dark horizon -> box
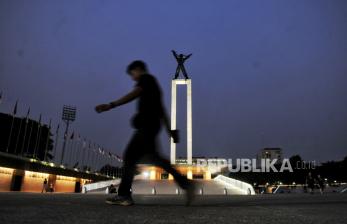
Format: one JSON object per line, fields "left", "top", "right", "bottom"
{"left": 1, "top": 0, "right": 347, "bottom": 163}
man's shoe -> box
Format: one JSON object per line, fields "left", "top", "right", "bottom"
{"left": 185, "top": 181, "right": 197, "bottom": 206}
{"left": 105, "top": 196, "right": 134, "bottom": 206}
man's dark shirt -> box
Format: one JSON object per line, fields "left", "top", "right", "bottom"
{"left": 132, "top": 74, "right": 163, "bottom": 130}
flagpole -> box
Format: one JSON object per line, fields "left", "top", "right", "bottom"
{"left": 67, "top": 132, "right": 75, "bottom": 167}
{"left": 85, "top": 145, "right": 90, "bottom": 171}
{"left": 25, "top": 119, "right": 34, "bottom": 156}
{"left": 60, "top": 120, "right": 70, "bottom": 165}
{"left": 80, "top": 138, "right": 86, "bottom": 169}
{"left": 43, "top": 119, "right": 52, "bottom": 161}
{"left": 73, "top": 135, "right": 79, "bottom": 167}
{"left": 14, "top": 117, "right": 24, "bottom": 154}
{"left": 6, "top": 100, "right": 18, "bottom": 153}
{"left": 92, "top": 145, "right": 95, "bottom": 172}
{"left": 73, "top": 136, "right": 81, "bottom": 168}
{"left": 92, "top": 143, "right": 97, "bottom": 173}
{"left": 20, "top": 108, "right": 30, "bottom": 155}
{"left": 69, "top": 138, "right": 75, "bottom": 167}
{"left": 66, "top": 137, "right": 71, "bottom": 166}
{"left": 53, "top": 124, "right": 60, "bottom": 163}
{"left": 33, "top": 114, "right": 42, "bottom": 159}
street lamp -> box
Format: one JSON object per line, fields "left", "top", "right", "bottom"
{"left": 60, "top": 105, "right": 76, "bottom": 165}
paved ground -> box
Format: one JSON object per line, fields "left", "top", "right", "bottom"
{"left": 0, "top": 193, "right": 346, "bottom": 224}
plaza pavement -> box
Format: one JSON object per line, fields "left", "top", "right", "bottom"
{"left": 0, "top": 192, "right": 346, "bottom": 224}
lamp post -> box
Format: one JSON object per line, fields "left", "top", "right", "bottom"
{"left": 60, "top": 105, "right": 76, "bottom": 165}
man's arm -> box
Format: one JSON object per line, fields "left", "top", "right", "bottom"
{"left": 109, "top": 86, "right": 142, "bottom": 108}
{"left": 95, "top": 87, "right": 142, "bottom": 113}
{"left": 171, "top": 50, "right": 178, "bottom": 59}
{"left": 184, "top": 53, "right": 192, "bottom": 61}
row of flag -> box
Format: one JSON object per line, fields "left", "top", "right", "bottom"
{"left": 68, "top": 132, "right": 123, "bottom": 162}
{"left": 0, "top": 93, "right": 123, "bottom": 163}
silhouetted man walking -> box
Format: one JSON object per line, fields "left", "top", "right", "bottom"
{"left": 95, "top": 60, "right": 195, "bottom": 206}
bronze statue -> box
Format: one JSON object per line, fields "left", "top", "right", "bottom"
{"left": 172, "top": 50, "right": 192, "bottom": 79}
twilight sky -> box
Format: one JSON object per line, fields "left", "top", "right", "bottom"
{"left": 1, "top": 0, "right": 346, "bottom": 163}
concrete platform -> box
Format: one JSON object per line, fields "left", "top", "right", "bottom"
{"left": 131, "top": 179, "right": 243, "bottom": 195}
{"left": 89, "top": 179, "right": 244, "bottom": 195}
{"left": 0, "top": 193, "right": 346, "bottom": 224}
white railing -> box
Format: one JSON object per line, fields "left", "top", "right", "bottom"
{"left": 214, "top": 175, "right": 256, "bottom": 195}
{"left": 82, "top": 175, "right": 142, "bottom": 193}
{"left": 82, "top": 179, "right": 121, "bottom": 193}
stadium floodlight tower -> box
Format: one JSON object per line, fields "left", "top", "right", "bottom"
{"left": 60, "top": 105, "right": 76, "bottom": 165}
{"left": 170, "top": 50, "right": 193, "bottom": 165}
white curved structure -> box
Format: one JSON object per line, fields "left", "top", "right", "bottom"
{"left": 214, "top": 175, "right": 256, "bottom": 195}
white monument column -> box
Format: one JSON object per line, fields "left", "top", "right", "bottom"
{"left": 186, "top": 79, "right": 192, "bottom": 165}
{"left": 170, "top": 79, "right": 193, "bottom": 165}
{"left": 170, "top": 80, "right": 177, "bottom": 164}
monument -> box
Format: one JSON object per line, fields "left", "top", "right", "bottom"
{"left": 170, "top": 50, "right": 193, "bottom": 165}
{"left": 138, "top": 51, "right": 212, "bottom": 180}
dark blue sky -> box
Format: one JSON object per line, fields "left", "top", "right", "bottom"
{"left": 1, "top": 0, "right": 346, "bottom": 163}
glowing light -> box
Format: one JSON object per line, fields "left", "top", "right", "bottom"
{"left": 142, "top": 171, "right": 149, "bottom": 178}
{"left": 0, "top": 167, "right": 14, "bottom": 175}
{"left": 25, "top": 170, "right": 49, "bottom": 178}
{"left": 150, "top": 170, "right": 156, "bottom": 180}
{"left": 187, "top": 170, "right": 193, "bottom": 180}
{"left": 204, "top": 170, "right": 211, "bottom": 180}
{"left": 56, "top": 175, "right": 76, "bottom": 181}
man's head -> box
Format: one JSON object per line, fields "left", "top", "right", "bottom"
{"left": 126, "top": 60, "right": 148, "bottom": 81}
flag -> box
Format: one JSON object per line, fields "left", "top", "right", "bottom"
{"left": 13, "top": 100, "right": 18, "bottom": 115}
{"left": 48, "top": 119, "right": 52, "bottom": 129}
{"left": 26, "top": 107, "right": 30, "bottom": 118}
{"left": 115, "top": 154, "right": 122, "bottom": 162}
{"left": 82, "top": 138, "right": 86, "bottom": 148}
{"left": 38, "top": 114, "right": 42, "bottom": 125}
{"left": 55, "top": 124, "right": 60, "bottom": 134}
{"left": 70, "top": 131, "right": 74, "bottom": 140}
{"left": 73, "top": 162, "right": 79, "bottom": 168}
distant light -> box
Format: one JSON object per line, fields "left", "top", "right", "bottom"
{"left": 142, "top": 171, "right": 149, "bottom": 178}
{"left": 292, "top": 182, "right": 296, "bottom": 185}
